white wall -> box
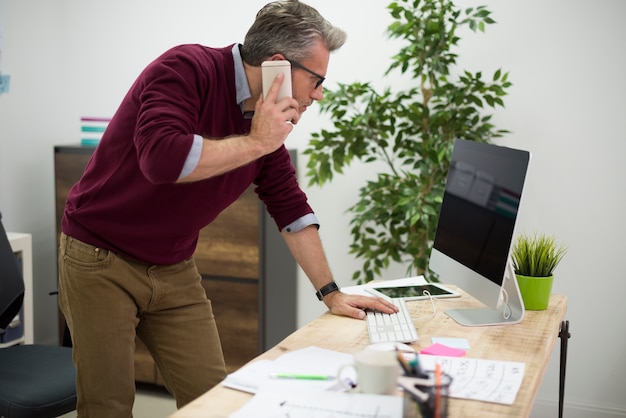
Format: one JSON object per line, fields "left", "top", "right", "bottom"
{"left": 1, "top": 1, "right": 624, "bottom": 416}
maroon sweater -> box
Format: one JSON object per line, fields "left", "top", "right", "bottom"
{"left": 62, "top": 44, "right": 312, "bottom": 265}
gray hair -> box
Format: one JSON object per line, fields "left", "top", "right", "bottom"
{"left": 241, "top": 0, "right": 347, "bottom": 65}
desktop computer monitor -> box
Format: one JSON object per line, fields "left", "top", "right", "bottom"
{"left": 429, "top": 139, "right": 531, "bottom": 326}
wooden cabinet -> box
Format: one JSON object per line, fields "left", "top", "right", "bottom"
{"left": 54, "top": 145, "right": 297, "bottom": 384}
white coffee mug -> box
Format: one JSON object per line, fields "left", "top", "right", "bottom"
{"left": 337, "top": 349, "right": 400, "bottom": 395}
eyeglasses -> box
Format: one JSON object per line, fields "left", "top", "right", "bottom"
{"left": 284, "top": 58, "right": 325, "bottom": 89}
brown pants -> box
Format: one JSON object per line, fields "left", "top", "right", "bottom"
{"left": 58, "top": 233, "right": 226, "bottom": 417}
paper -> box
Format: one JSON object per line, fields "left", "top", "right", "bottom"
{"left": 226, "top": 347, "right": 402, "bottom": 417}
{"left": 369, "top": 275, "right": 427, "bottom": 287}
{"left": 222, "top": 346, "right": 353, "bottom": 394}
{"left": 230, "top": 387, "right": 402, "bottom": 418}
{"left": 418, "top": 355, "right": 526, "bottom": 405}
{"left": 431, "top": 337, "right": 471, "bottom": 350}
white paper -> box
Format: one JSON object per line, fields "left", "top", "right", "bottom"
{"left": 431, "top": 337, "right": 471, "bottom": 350}
{"left": 419, "top": 355, "right": 526, "bottom": 405}
{"left": 230, "top": 387, "right": 402, "bottom": 418}
{"left": 222, "top": 346, "right": 353, "bottom": 394}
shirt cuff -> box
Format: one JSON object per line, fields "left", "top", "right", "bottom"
{"left": 178, "top": 134, "right": 203, "bottom": 180}
{"left": 283, "top": 213, "right": 320, "bottom": 233}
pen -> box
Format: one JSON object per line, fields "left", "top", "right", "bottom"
{"left": 270, "top": 373, "right": 336, "bottom": 381}
{"left": 435, "top": 362, "right": 442, "bottom": 418}
{"left": 409, "top": 357, "right": 417, "bottom": 375}
{"left": 397, "top": 352, "right": 412, "bottom": 375}
{"left": 409, "top": 356, "right": 428, "bottom": 378}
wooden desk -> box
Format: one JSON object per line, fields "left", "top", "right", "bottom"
{"left": 171, "top": 290, "right": 567, "bottom": 418}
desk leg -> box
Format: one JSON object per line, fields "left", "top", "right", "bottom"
{"left": 558, "top": 320, "right": 570, "bottom": 418}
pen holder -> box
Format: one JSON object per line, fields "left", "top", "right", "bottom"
{"left": 400, "top": 372, "right": 452, "bottom": 418}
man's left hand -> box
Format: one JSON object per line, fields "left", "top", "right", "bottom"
{"left": 322, "top": 291, "right": 398, "bottom": 320}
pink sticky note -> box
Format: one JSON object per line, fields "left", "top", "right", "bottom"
{"left": 420, "top": 343, "right": 466, "bottom": 357}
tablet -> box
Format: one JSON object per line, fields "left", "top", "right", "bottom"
{"left": 365, "top": 283, "right": 460, "bottom": 301}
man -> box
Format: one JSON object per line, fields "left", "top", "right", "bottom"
{"left": 58, "top": 1, "right": 398, "bottom": 416}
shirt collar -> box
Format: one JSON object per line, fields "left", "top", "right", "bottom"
{"left": 232, "top": 44, "right": 252, "bottom": 114}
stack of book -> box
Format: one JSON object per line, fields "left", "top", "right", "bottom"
{"left": 80, "top": 117, "right": 111, "bottom": 146}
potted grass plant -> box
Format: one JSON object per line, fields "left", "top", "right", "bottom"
{"left": 511, "top": 232, "right": 568, "bottom": 310}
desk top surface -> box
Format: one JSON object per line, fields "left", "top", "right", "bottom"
{"left": 171, "top": 289, "right": 567, "bottom": 418}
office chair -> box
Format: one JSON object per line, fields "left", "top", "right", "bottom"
{"left": 0, "top": 212, "right": 77, "bottom": 418}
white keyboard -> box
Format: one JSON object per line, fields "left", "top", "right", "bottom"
{"left": 366, "top": 298, "right": 418, "bottom": 344}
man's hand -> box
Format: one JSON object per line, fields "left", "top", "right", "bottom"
{"left": 322, "top": 291, "right": 399, "bottom": 320}
{"left": 249, "top": 73, "right": 300, "bottom": 155}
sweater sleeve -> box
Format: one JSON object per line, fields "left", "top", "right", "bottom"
{"left": 254, "top": 146, "right": 314, "bottom": 231}
{"left": 132, "top": 46, "right": 209, "bottom": 184}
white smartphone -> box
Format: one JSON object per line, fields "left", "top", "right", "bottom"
{"left": 261, "top": 60, "right": 292, "bottom": 101}
{"left": 365, "top": 283, "right": 460, "bottom": 301}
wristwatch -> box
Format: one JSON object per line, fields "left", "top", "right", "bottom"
{"left": 315, "top": 281, "right": 339, "bottom": 301}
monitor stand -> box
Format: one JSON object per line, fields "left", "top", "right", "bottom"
{"left": 445, "top": 262, "right": 525, "bottom": 326}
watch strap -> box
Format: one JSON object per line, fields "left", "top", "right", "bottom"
{"left": 315, "top": 281, "right": 339, "bottom": 301}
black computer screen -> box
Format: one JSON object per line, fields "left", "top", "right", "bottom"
{"left": 433, "top": 139, "right": 530, "bottom": 286}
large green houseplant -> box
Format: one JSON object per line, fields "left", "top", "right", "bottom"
{"left": 304, "top": 0, "right": 512, "bottom": 283}
{"left": 511, "top": 232, "right": 567, "bottom": 310}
